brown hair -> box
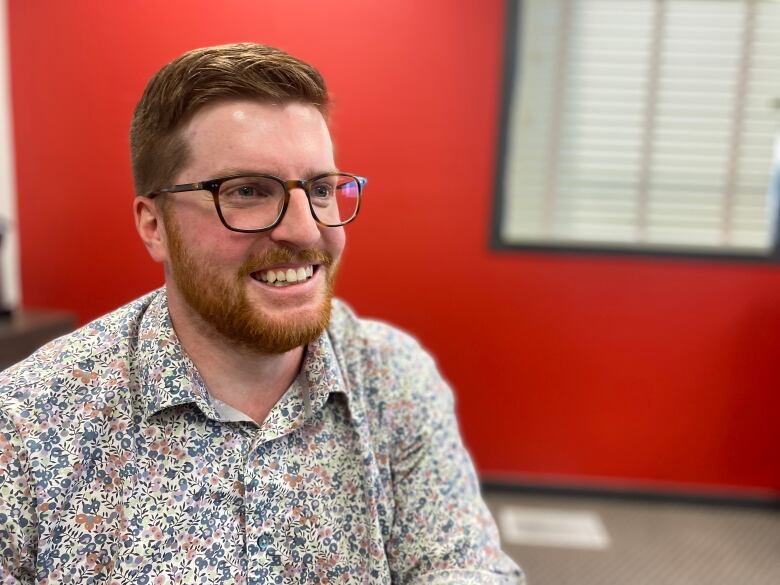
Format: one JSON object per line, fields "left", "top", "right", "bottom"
{"left": 129, "top": 43, "right": 330, "bottom": 196}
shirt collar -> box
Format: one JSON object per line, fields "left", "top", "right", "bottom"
{"left": 134, "top": 289, "right": 217, "bottom": 420}
{"left": 302, "top": 323, "right": 351, "bottom": 411}
{"left": 133, "top": 288, "right": 353, "bottom": 423}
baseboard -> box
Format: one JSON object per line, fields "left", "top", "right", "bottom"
{"left": 480, "top": 476, "right": 780, "bottom": 510}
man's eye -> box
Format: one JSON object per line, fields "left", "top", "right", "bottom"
{"left": 236, "top": 185, "right": 260, "bottom": 197}
{"left": 311, "top": 184, "right": 333, "bottom": 198}
{"left": 225, "top": 184, "right": 269, "bottom": 198}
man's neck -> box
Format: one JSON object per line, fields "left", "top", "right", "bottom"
{"left": 166, "top": 293, "right": 304, "bottom": 425}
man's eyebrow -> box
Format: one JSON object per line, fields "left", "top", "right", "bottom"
{"left": 208, "top": 167, "right": 340, "bottom": 180}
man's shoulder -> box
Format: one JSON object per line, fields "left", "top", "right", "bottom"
{"left": 325, "top": 300, "right": 455, "bottom": 441}
{"left": 0, "top": 289, "right": 161, "bottom": 408}
{"left": 328, "top": 298, "right": 426, "bottom": 361}
{"left": 326, "top": 298, "right": 442, "bottom": 406}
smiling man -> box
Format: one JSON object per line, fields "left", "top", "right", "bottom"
{"left": 0, "top": 44, "right": 523, "bottom": 583}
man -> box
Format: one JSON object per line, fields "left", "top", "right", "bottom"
{"left": 0, "top": 44, "right": 523, "bottom": 583}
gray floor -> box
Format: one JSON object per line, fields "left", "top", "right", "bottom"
{"left": 484, "top": 490, "right": 780, "bottom": 585}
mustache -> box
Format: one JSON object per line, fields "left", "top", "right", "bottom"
{"left": 238, "top": 248, "right": 334, "bottom": 277}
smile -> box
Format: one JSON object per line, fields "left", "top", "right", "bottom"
{"left": 253, "top": 265, "right": 315, "bottom": 287}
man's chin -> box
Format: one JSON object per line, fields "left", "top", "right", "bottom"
{"left": 235, "top": 302, "right": 333, "bottom": 354}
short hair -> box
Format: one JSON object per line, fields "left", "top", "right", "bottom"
{"left": 129, "top": 43, "right": 330, "bottom": 196}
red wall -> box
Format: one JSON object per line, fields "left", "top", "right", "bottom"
{"left": 8, "top": 0, "right": 780, "bottom": 496}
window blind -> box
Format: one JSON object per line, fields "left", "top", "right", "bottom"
{"left": 500, "top": 0, "right": 780, "bottom": 255}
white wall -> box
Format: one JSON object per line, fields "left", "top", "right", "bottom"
{"left": 0, "top": 0, "right": 19, "bottom": 308}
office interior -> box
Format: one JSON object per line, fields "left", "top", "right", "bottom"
{"left": 0, "top": 1, "right": 778, "bottom": 583}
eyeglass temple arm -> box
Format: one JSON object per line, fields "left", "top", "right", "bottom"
{"left": 146, "top": 182, "right": 205, "bottom": 198}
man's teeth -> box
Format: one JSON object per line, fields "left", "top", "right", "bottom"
{"left": 257, "top": 265, "right": 315, "bottom": 286}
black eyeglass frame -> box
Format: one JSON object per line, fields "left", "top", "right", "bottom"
{"left": 146, "top": 172, "right": 367, "bottom": 233}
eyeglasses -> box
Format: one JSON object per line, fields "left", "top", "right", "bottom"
{"left": 146, "top": 172, "right": 366, "bottom": 233}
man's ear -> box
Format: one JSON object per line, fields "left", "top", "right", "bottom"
{"left": 134, "top": 196, "right": 168, "bottom": 263}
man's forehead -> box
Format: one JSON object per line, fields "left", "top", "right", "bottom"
{"left": 182, "top": 99, "right": 329, "bottom": 135}
{"left": 177, "top": 99, "right": 335, "bottom": 179}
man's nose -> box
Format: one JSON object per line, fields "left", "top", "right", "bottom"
{"left": 269, "top": 188, "right": 321, "bottom": 247}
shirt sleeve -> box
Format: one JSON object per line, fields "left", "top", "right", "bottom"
{"left": 384, "top": 347, "right": 524, "bottom": 585}
{"left": 0, "top": 412, "right": 36, "bottom": 584}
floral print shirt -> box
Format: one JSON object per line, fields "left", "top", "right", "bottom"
{"left": 0, "top": 289, "right": 523, "bottom": 584}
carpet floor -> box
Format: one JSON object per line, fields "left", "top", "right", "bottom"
{"left": 483, "top": 490, "right": 780, "bottom": 585}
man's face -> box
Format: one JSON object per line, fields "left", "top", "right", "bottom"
{"left": 157, "top": 100, "right": 346, "bottom": 353}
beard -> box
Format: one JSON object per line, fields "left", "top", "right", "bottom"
{"left": 164, "top": 215, "right": 338, "bottom": 354}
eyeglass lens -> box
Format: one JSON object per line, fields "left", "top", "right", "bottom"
{"left": 217, "top": 174, "right": 360, "bottom": 230}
